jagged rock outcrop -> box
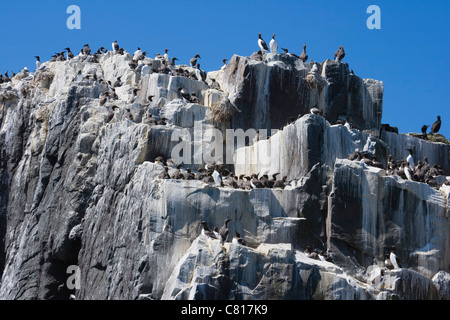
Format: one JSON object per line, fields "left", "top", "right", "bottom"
{"left": 0, "top": 49, "right": 449, "bottom": 300}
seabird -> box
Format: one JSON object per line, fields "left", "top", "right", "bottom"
{"left": 158, "top": 166, "right": 170, "bottom": 179}
{"left": 177, "top": 87, "right": 191, "bottom": 101}
{"left": 65, "top": 48, "right": 74, "bottom": 60}
{"left": 384, "top": 254, "right": 394, "bottom": 270}
{"left": 421, "top": 125, "right": 429, "bottom": 139}
{"left": 269, "top": 34, "right": 278, "bottom": 53}
{"left": 389, "top": 246, "right": 401, "bottom": 269}
{"left": 200, "top": 221, "right": 217, "bottom": 239}
{"left": 232, "top": 232, "right": 247, "bottom": 245}
{"left": 250, "top": 174, "right": 264, "bottom": 189}
{"left": 272, "top": 176, "right": 287, "bottom": 189}
{"left": 304, "top": 246, "right": 319, "bottom": 260}
{"left": 258, "top": 33, "right": 269, "bottom": 52}
{"left": 190, "top": 54, "right": 201, "bottom": 67}
{"left": 281, "top": 48, "right": 299, "bottom": 59}
{"left": 431, "top": 115, "right": 441, "bottom": 135}
{"left": 164, "top": 49, "right": 169, "bottom": 62}
{"left": 220, "top": 59, "right": 228, "bottom": 70}
{"left": 82, "top": 44, "right": 91, "bottom": 56}
{"left": 406, "top": 148, "right": 415, "bottom": 172}
{"left": 212, "top": 166, "right": 223, "bottom": 187}
{"left": 344, "top": 116, "right": 352, "bottom": 130}
{"left": 334, "top": 46, "right": 345, "bottom": 62}
{"left": 154, "top": 156, "right": 165, "bottom": 166}
{"left": 113, "top": 76, "right": 122, "bottom": 88}
{"left": 99, "top": 93, "right": 108, "bottom": 106}
{"left": 133, "top": 48, "right": 142, "bottom": 60}
{"left": 219, "top": 218, "right": 232, "bottom": 243}
{"left": 299, "top": 44, "right": 308, "bottom": 62}
{"left": 210, "top": 78, "right": 220, "bottom": 90}
{"left": 112, "top": 41, "right": 119, "bottom": 53}
{"left": 34, "top": 56, "right": 41, "bottom": 70}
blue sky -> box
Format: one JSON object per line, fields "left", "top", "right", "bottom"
{"left": 1, "top": 0, "right": 448, "bottom": 139}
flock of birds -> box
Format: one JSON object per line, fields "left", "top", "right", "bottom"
{"left": 155, "top": 157, "right": 288, "bottom": 190}
{"left": 199, "top": 218, "right": 248, "bottom": 246}
{"left": 348, "top": 147, "right": 448, "bottom": 188}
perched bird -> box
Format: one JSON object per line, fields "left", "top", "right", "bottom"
{"left": 158, "top": 166, "right": 170, "bottom": 179}
{"left": 334, "top": 46, "right": 345, "bottom": 61}
{"left": 34, "top": 56, "right": 41, "bottom": 70}
{"left": 421, "top": 125, "right": 429, "bottom": 139}
{"left": 210, "top": 78, "right": 220, "bottom": 90}
{"left": 250, "top": 174, "right": 264, "bottom": 189}
{"left": 431, "top": 116, "right": 441, "bottom": 135}
{"left": 82, "top": 44, "right": 91, "bottom": 56}
{"left": 133, "top": 48, "right": 142, "bottom": 60}
{"left": 113, "top": 76, "right": 122, "bottom": 88}
{"left": 164, "top": 49, "right": 170, "bottom": 62}
{"left": 299, "top": 43, "right": 308, "bottom": 62}
{"left": 190, "top": 54, "right": 201, "bottom": 67}
{"left": 272, "top": 176, "right": 287, "bottom": 189}
{"left": 220, "top": 59, "right": 228, "bottom": 71}
{"left": 200, "top": 221, "right": 217, "bottom": 239}
{"left": 389, "top": 246, "right": 401, "bottom": 269}
{"left": 212, "top": 166, "right": 223, "bottom": 187}
{"left": 112, "top": 41, "right": 120, "bottom": 53}
{"left": 65, "top": 48, "right": 74, "bottom": 60}
{"left": 406, "top": 148, "right": 415, "bottom": 172}
{"left": 269, "top": 33, "right": 278, "bottom": 53}
{"left": 219, "top": 218, "right": 232, "bottom": 243}
{"left": 177, "top": 87, "right": 191, "bottom": 101}
{"left": 258, "top": 33, "right": 269, "bottom": 52}
{"left": 384, "top": 254, "right": 394, "bottom": 270}
{"left": 232, "top": 231, "right": 247, "bottom": 246}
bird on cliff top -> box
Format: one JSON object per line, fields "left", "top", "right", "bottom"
{"left": 421, "top": 125, "right": 429, "bottom": 140}
{"left": 82, "top": 44, "right": 91, "bottom": 55}
{"left": 310, "top": 107, "right": 321, "bottom": 115}
{"left": 164, "top": 49, "right": 170, "bottom": 62}
{"left": 133, "top": 47, "right": 142, "bottom": 60}
{"left": 334, "top": 46, "right": 345, "bottom": 61}
{"left": 281, "top": 48, "right": 300, "bottom": 59}
{"left": 431, "top": 115, "right": 441, "bottom": 135}
{"left": 200, "top": 221, "right": 217, "bottom": 239}
{"left": 34, "top": 56, "right": 41, "bottom": 70}
{"left": 190, "top": 54, "right": 201, "bottom": 67}
{"left": 112, "top": 41, "right": 119, "bottom": 53}
{"left": 258, "top": 33, "right": 269, "bottom": 52}
{"left": 299, "top": 43, "right": 308, "bottom": 62}
{"left": 269, "top": 33, "right": 278, "bottom": 53}
{"left": 219, "top": 218, "right": 232, "bottom": 243}
{"left": 220, "top": 59, "right": 228, "bottom": 70}
{"left": 65, "top": 47, "right": 74, "bottom": 60}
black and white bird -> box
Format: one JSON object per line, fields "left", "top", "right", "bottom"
{"left": 389, "top": 246, "right": 401, "bottom": 269}
{"left": 112, "top": 41, "right": 120, "bottom": 53}
{"left": 65, "top": 47, "right": 74, "bottom": 60}
{"left": 258, "top": 33, "right": 269, "bottom": 52}
{"left": 164, "top": 49, "right": 170, "bottom": 62}
{"left": 431, "top": 115, "right": 441, "bottom": 135}
{"left": 220, "top": 59, "right": 228, "bottom": 71}
{"left": 82, "top": 44, "right": 91, "bottom": 55}
{"left": 34, "top": 56, "right": 41, "bottom": 70}
{"left": 212, "top": 166, "right": 223, "bottom": 187}
{"left": 406, "top": 148, "right": 415, "bottom": 172}
{"left": 219, "top": 218, "right": 232, "bottom": 243}
{"left": 133, "top": 47, "right": 142, "bottom": 60}
{"left": 269, "top": 33, "right": 278, "bottom": 53}
{"left": 232, "top": 231, "right": 247, "bottom": 245}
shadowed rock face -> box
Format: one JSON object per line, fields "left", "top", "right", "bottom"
{"left": 217, "top": 54, "right": 383, "bottom": 134}
{"left": 0, "top": 50, "right": 449, "bottom": 300}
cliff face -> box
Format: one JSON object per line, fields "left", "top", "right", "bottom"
{"left": 0, "top": 50, "right": 449, "bottom": 300}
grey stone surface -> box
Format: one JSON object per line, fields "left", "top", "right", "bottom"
{"left": 0, "top": 50, "right": 448, "bottom": 300}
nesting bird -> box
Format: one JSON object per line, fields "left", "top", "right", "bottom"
{"left": 431, "top": 115, "right": 441, "bottom": 135}
{"left": 190, "top": 54, "right": 201, "bottom": 67}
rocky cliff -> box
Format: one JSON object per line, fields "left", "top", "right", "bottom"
{"left": 0, "top": 49, "right": 449, "bottom": 300}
